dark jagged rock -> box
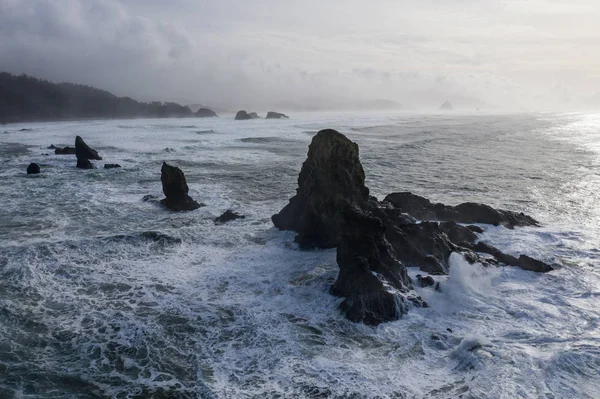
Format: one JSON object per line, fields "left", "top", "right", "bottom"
{"left": 517, "top": 255, "right": 553, "bottom": 273}
{"left": 160, "top": 162, "right": 203, "bottom": 211}
{"left": 75, "top": 136, "right": 102, "bottom": 161}
{"left": 272, "top": 129, "right": 369, "bottom": 249}
{"left": 416, "top": 274, "right": 435, "bottom": 288}
{"left": 384, "top": 192, "right": 539, "bottom": 229}
{"left": 195, "top": 108, "right": 218, "bottom": 118}
{"left": 266, "top": 111, "right": 289, "bottom": 119}
{"left": 27, "top": 163, "right": 40, "bottom": 174}
{"left": 54, "top": 146, "right": 76, "bottom": 155}
{"left": 48, "top": 144, "right": 57, "bottom": 149}
{"left": 214, "top": 210, "right": 245, "bottom": 225}
{"left": 76, "top": 159, "right": 94, "bottom": 169}
{"left": 273, "top": 129, "right": 553, "bottom": 325}
{"left": 332, "top": 202, "right": 423, "bottom": 325}
{"left": 104, "top": 164, "right": 121, "bottom": 169}
{"left": 439, "top": 101, "right": 453, "bottom": 110}
{"left": 235, "top": 110, "right": 252, "bottom": 120}
{"left": 248, "top": 112, "right": 260, "bottom": 119}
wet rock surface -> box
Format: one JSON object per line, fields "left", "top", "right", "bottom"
{"left": 273, "top": 129, "right": 554, "bottom": 325}
{"left": 26, "top": 163, "right": 40, "bottom": 174}
{"left": 160, "top": 162, "right": 203, "bottom": 211}
{"left": 266, "top": 112, "right": 289, "bottom": 119}
{"left": 214, "top": 210, "right": 245, "bottom": 225}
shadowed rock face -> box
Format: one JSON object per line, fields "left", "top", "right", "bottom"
{"left": 27, "top": 163, "right": 40, "bottom": 174}
{"left": 273, "top": 129, "right": 554, "bottom": 325}
{"left": 235, "top": 110, "right": 252, "bottom": 120}
{"left": 384, "top": 192, "right": 539, "bottom": 229}
{"left": 195, "top": 108, "right": 217, "bottom": 118}
{"left": 248, "top": 112, "right": 260, "bottom": 119}
{"left": 76, "top": 159, "right": 93, "bottom": 169}
{"left": 160, "top": 162, "right": 203, "bottom": 211}
{"left": 266, "top": 111, "right": 289, "bottom": 119}
{"left": 272, "top": 129, "right": 369, "bottom": 249}
{"left": 75, "top": 136, "right": 102, "bottom": 161}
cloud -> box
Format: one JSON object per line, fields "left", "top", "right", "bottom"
{"left": 1, "top": 0, "right": 599, "bottom": 110}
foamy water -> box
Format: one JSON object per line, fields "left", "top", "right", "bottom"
{"left": 1, "top": 112, "right": 599, "bottom": 398}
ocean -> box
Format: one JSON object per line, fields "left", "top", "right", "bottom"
{"left": 1, "top": 112, "right": 599, "bottom": 398}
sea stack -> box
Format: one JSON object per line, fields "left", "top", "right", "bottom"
{"left": 273, "top": 129, "right": 554, "bottom": 325}
{"left": 160, "top": 162, "right": 203, "bottom": 211}
{"left": 75, "top": 136, "right": 101, "bottom": 169}
{"left": 235, "top": 110, "right": 251, "bottom": 120}
{"left": 266, "top": 112, "right": 289, "bottom": 119}
{"left": 195, "top": 108, "right": 218, "bottom": 118}
{"left": 439, "top": 101, "right": 453, "bottom": 110}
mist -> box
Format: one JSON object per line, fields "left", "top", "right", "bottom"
{"left": 1, "top": 0, "right": 599, "bottom": 111}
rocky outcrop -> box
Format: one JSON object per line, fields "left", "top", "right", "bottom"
{"left": 196, "top": 108, "right": 218, "bottom": 118}
{"left": 104, "top": 164, "right": 121, "bottom": 169}
{"left": 332, "top": 201, "right": 423, "bottom": 325}
{"left": 384, "top": 192, "right": 539, "bottom": 229}
{"left": 75, "top": 136, "right": 102, "bottom": 161}
{"left": 439, "top": 101, "right": 453, "bottom": 110}
{"left": 273, "top": 129, "right": 554, "bottom": 325}
{"left": 76, "top": 159, "right": 94, "bottom": 169}
{"left": 248, "top": 112, "right": 260, "bottom": 119}
{"left": 160, "top": 162, "right": 203, "bottom": 211}
{"left": 266, "top": 111, "right": 289, "bottom": 119}
{"left": 54, "top": 146, "right": 76, "bottom": 155}
{"left": 272, "top": 129, "right": 369, "bottom": 249}
{"left": 235, "top": 110, "right": 252, "bottom": 120}
{"left": 214, "top": 210, "right": 245, "bottom": 225}
{"left": 27, "top": 163, "right": 40, "bottom": 174}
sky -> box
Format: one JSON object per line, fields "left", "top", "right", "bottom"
{"left": 1, "top": 0, "right": 599, "bottom": 111}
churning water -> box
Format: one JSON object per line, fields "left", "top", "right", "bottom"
{"left": 1, "top": 112, "right": 599, "bottom": 398}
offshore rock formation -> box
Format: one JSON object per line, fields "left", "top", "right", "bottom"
{"left": 235, "top": 110, "right": 252, "bottom": 120}
{"left": 160, "top": 162, "right": 203, "bottom": 211}
{"left": 439, "top": 101, "right": 453, "bottom": 110}
{"left": 27, "top": 163, "right": 40, "bottom": 174}
{"left": 248, "top": 112, "right": 260, "bottom": 119}
{"left": 273, "top": 129, "right": 553, "bottom": 325}
{"left": 54, "top": 146, "right": 76, "bottom": 155}
{"left": 214, "top": 210, "right": 245, "bottom": 225}
{"left": 75, "top": 136, "right": 101, "bottom": 169}
{"left": 266, "top": 111, "right": 289, "bottom": 119}
{"left": 384, "top": 192, "right": 539, "bottom": 229}
{"left": 272, "top": 129, "right": 369, "bottom": 249}
{"left": 195, "top": 108, "right": 218, "bottom": 118}
{"left": 104, "top": 164, "right": 121, "bottom": 169}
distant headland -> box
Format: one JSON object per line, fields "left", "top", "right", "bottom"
{"left": 0, "top": 72, "right": 216, "bottom": 124}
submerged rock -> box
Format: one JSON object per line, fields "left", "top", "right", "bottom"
{"left": 235, "top": 110, "right": 252, "bottom": 120}
{"left": 214, "top": 210, "right": 245, "bottom": 225}
{"left": 27, "top": 163, "right": 40, "bottom": 174}
{"left": 416, "top": 274, "right": 436, "bottom": 287}
{"left": 160, "top": 162, "right": 203, "bottom": 211}
{"left": 54, "top": 146, "right": 76, "bottom": 155}
{"left": 75, "top": 136, "right": 102, "bottom": 161}
{"left": 104, "top": 164, "right": 121, "bottom": 169}
{"left": 195, "top": 108, "right": 218, "bottom": 118}
{"left": 266, "top": 111, "right": 289, "bottom": 119}
{"left": 384, "top": 192, "right": 539, "bottom": 229}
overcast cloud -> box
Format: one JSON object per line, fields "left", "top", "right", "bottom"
{"left": 1, "top": 0, "right": 599, "bottom": 110}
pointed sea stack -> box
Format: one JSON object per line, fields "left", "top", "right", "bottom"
{"left": 272, "top": 129, "right": 369, "bottom": 249}
{"left": 75, "top": 136, "right": 101, "bottom": 169}
{"left": 160, "top": 162, "right": 203, "bottom": 211}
